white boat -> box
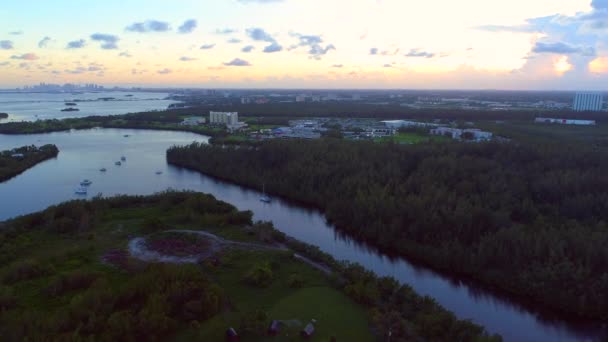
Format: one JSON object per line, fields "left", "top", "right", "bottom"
{"left": 99, "top": 168, "right": 107, "bottom": 172}
{"left": 115, "top": 161, "right": 122, "bottom": 166}
{"left": 80, "top": 179, "right": 92, "bottom": 186}
{"left": 259, "top": 184, "right": 271, "bottom": 203}
{"left": 75, "top": 187, "right": 88, "bottom": 195}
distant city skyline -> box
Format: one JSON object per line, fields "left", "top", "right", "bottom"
{"left": 1, "top": 0, "right": 607, "bottom": 90}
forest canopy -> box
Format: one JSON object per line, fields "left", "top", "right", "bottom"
{"left": 167, "top": 139, "right": 608, "bottom": 321}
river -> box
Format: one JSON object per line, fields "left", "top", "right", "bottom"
{"left": 0, "top": 128, "right": 604, "bottom": 342}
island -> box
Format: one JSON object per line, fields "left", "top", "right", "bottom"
{"left": 0, "top": 191, "right": 499, "bottom": 341}
{"left": 0, "top": 144, "right": 59, "bottom": 182}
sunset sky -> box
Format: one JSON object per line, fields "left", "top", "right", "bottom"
{"left": 1, "top": 0, "right": 607, "bottom": 89}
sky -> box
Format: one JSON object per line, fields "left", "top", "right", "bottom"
{"left": 0, "top": 0, "right": 607, "bottom": 90}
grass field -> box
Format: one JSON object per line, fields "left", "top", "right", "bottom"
{"left": 374, "top": 131, "right": 451, "bottom": 144}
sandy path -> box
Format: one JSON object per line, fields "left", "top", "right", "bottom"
{"left": 127, "top": 229, "right": 333, "bottom": 275}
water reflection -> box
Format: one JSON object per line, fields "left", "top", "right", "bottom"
{"left": 0, "top": 128, "right": 605, "bottom": 342}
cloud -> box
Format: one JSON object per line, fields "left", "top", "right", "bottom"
{"left": 38, "top": 36, "right": 52, "bottom": 48}
{"left": 474, "top": 24, "right": 537, "bottom": 33}
{"left": 263, "top": 42, "right": 283, "bottom": 53}
{"left": 241, "top": 45, "right": 255, "bottom": 52}
{"left": 157, "top": 68, "right": 172, "bottom": 74}
{"left": 223, "top": 58, "right": 251, "bottom": 66}
{"left": 308, "top": 44, "right": 335, "bottom": 60}
{"left": 66, "top": 39, "right": 86, "bottom": 49}
{"left": 178, "top": 19, "right": 197, "bottom": 34}
{"left": 90, "top": 33, "right": 119, "bottom": 49}
{"left": 118, "top": 51, "right": 132, "bottom": 58}
{"left": 383, "top": 64, "right": 393, "bottom": 68}
{"left": 0, "top": 40, "right": 13, "bottom": 50}
{"left": 126, "top": 20, "right": 171, "bottom": 33}
{"left": 200, "top": 43, "right": 216, "bottom": 50}
{"left": 246, "top": 28, "right": 276, "bottom": 43}
{"left": 332, "top": 64, "right": 343, "bottom": 68}
{"left": 405, "top": 49, "right": 435, "bottom": 58}
{"left": 369, "top": 48, "right": 378, "bottom": 55}
{"left": 64, "top": 67, "right": 87, "bottom": 74}
{"left": 532, "top": 41, "right": 595, "bottom": 56}
{"left": 9, "top": 31, "right": 23, "bottom": 35}
{"left": 290, "top": 32, "right": 335, "bottom": 60}
{"left": 179, "top": 56, "right": 197, "bottom": 61}
{"left": 227, "top": 38, "right": 242, "bottom": 44}
{"left": 11, "top": 53, "right": 39, "bottom": 60}
{"left": 215, "top": 28, "right": 237, "bottom": 34}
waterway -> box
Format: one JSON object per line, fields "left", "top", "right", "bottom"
{"left": 0, "top": 91, "right": 177, "bottom": 122}
{"left": 0, "top": 128, "right": 604, "bottom": 342}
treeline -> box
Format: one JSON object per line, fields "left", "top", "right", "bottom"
{"left": 0, "top": 110, "right": 226, "bottom": 138}
{"left": 167, "top": 139, "right": 608, "bottom": 321}
{"left": 177, "top": 102, "right": 607, "bottom": 122}
{"left": 0, "top": 144, "right": 59, "bottom": 182}
{"left": 0, "top": 191, "right": 246, "bottom": 340}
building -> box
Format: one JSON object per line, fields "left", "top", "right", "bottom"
{"left": 573, "top": 92, "right": 603, "bottom": 112}
{"left": 382, "top": 120, "right": 438, "bottom": 129}
{"left": 210, "top": 111, "right": 239, "bottom": 126}
{"left": 295, "top": 95, "right": 306, "bottom": 102}
{"left": 179, "top": 117, "right": 205, "bottom": 126}
{"left": 430, "top": 127, "right": 493, "bottom": 141}
{"left": 535, "top": 117, "right": 596, "bottom": 126}
{"left": 300, "top": 323, "right": 315, "bottom": 338}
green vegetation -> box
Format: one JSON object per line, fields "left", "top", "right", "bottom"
{"left": 167, "top": 138, "right": 608, "bottom": 322}
{"left": 0, "top": 110, "right": 227, "bottom": 138}
{"left": 374, "top": 128, "right": 451, "bottom": 144}
{"left": 478, "top": 120, "right": 608, "bottom": 146}
{"left": 0, "top": 191, "right": 499, "bottom": 341}
{"left": 0, "top": 144, "right": 59, "bottom": 182}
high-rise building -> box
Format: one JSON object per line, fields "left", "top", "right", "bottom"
{"left": 209, "top": 111, "right": 239, "bottom": 126}
{"left": 573, "top": 92, "right": 603, "bottom": 112}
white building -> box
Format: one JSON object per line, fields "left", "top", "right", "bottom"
{"left": 430, "top": 127, "right": 493, "bottom": 141}
{"left": 179, "top": 117, "right": 206, "bottom": 126}
{"left": 295, "top": 95, "right": 306, "bottom": 102}
{"left": 573, "top": 92, "right": 603, "bottom": 112}
{"left": 382, "top": 120, "right": 438, "bottom": 129}
{"left": 209, "top": 111, "right": 239, "bottom": 126}
{"left": 535, "top": 117, "right": 596, "bottom": 126}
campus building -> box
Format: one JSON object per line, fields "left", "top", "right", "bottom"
{"left": 573, "top": 92, "right": 603, "bottom": 112}
{"left": 209, "top": 111, "right": 239, "bottom": 125}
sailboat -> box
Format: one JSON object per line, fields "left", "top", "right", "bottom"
{"left": 259, "top": 183, "right": 271, "bottom": 203}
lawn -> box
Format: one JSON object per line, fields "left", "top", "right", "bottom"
{"left": 188, "top": 248, "right": 373, "bottom": 341}
{"left": 375, "top": 132, "right": 450, "bottom": 144}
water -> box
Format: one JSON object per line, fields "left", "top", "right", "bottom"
{"left": 0, "top": 91, "right": 177, "bottom": 122}
{"left": 0, "top": 128, "right": 604, "bottom": 342}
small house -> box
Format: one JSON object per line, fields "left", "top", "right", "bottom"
{"left": 268, "top": 320, "right": 281, "bottom": 336}
{"left": 301, "top": 323, "right": 315, "bottom": 338}
{"left": 226, "top": 327, "right": 239, "bottom": 342}
{"left": 11, "top": 153, "right": 25, "bottom": 158}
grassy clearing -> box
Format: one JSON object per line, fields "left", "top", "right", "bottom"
{"left": 375, "top": 132, "right": 450, "bottom": 144}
